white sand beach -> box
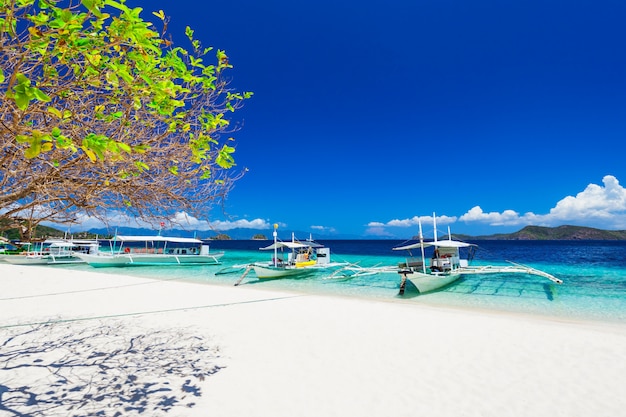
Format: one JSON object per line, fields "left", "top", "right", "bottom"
{"left": 1, "top": 263, "right": 626, "bottom": 417}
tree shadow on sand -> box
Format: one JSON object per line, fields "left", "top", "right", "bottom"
{"left": 0, "top": 320, "right": 224, "bottom": 416}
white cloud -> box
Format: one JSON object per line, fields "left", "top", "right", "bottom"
{"left": 371, "top": 175, "right": 626, "bottom": 234}
{"left": 458, "top": 175, "right": 626, "bottom": 229}
{"left": 48, "top": 211, "right": 271, "bottom": 232}
{"left": 366, "top": 221, "right": 385, "bottom": 227}
{"left": 367, "top": 214, "right": 457, "bottom": 229}
{"left": 458, "top": 207, "right": 534, "bottom": 226}
{"left": 548, "top": 175, "right": 626, "bottom": 221}
{"left": 202, "top": 218, "right": 270, "bottom": 231}
{"left": 168, "top": 213, "right": 271, "bottom": 231}
{"left": 311, "top": 225, "right": 337, "bottom": 233}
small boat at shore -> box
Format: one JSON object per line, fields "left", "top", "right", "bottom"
{"left": 76, "top": 235, "right": 224, "bottom": 267}
{"left": 234, "top": 225, "right": 348, "bottom": 285}
{"left": 392, "top": 213, "right": 562, "bottom": 295}
{"left": 0, "top": 240, "right": 24, "bottom": 260}
{"left": 2, "top": 239, "right": 97, "bottom": 265}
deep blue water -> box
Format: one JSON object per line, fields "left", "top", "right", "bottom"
{"left": 62, "top": 240, "right": 626, "bottom": 324}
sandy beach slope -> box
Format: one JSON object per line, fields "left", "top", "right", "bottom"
{"left": 1, "top": 263, "right": 626, "bottom": 417}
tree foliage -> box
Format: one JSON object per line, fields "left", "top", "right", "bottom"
{"left": 0, "top": 0, "right": 252, "bottom": 240}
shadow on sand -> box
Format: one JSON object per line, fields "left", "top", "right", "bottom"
{"left": 0, "top": 320, "right": 224, "bottom": 416}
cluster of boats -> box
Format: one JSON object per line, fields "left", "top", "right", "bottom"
{"left": 0, "top": 236, "right": 224, "bottom": 267}
{"left": 1, "top": 214, "right": 562, "bottom": 295}
{"left": 0, "top": 238, "right": 96, "bottom": 265}
{"left": 230, "top": 219, "right": 562, "bottom": 293}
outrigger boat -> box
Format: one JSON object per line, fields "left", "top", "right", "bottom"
{"left": 2, "top": 239, "right": 97, "bottom": 265}
{"left": 392, "top": 213, "right": 562, "bottom": 295}
{"left": 234, "top": 225, "right": 348, "bottom": 285}
{"left": 76, "top": 235, "right": 224, "bottom": 267}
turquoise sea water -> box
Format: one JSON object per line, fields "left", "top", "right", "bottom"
{"left": 59, "top": 240, "right": 626, "bottom": 325}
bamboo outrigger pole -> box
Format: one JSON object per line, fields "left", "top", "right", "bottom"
{"left": 234, "top": 265, "right": 253, "bottom": 286}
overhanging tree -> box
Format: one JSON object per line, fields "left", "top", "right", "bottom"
{"left": 0, "top": 0, "right": 252, "bottom": 240}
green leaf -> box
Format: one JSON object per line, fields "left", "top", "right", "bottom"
{"left": 15, "top": 73, "right": 30, "bottom": 86}
{"left": 82, "top": 0, "right": 95, "bottom": 11}
{"left": 117, "top": 142, "right": 131, "bottom": 153}
{"left": 74, "top": 38, "right": 91, "bottom": 48}
{"left": 33, "top": 88, "right": 51, "bottom": 102}
{"left": 24, "top": 144, "right": 40, "bottom": 159}
{"left": 216, "top": 144, "right": 236, "bottom": 168}
{"left": 185, "top": 26, "right": 194, "bottom": 40}
{"left": 15, "top": 93, "right": 30, "bottom": 110}
{"left": 84, "top": 148, "right": 97, "bottom": 162}
{"left": 152, "top": 10, "right": 166, "bottom": 20}
{"left": 47, "top": 107, "right": 62, "bottom": 118}
{"left": 135, "top": 161, "right": 149, "bottom": 171}
{"left": 133, "top": 144, "right": 149, "bottom": 153}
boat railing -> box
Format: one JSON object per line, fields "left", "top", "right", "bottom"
{"left": 399, "top": 257, "right": 423, "bottom": 269}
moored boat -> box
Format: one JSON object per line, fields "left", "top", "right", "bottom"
{"left": 2, "top": 239, "right": 96, "bottom": 265}
{"left": 234, "top": 225, "right": 348, "bottom": 285}
{"left": 76, "top": 235, "right": 224, "bottom": 267}
{"left": 392, "top": 213, "right": 562, "bottom": 295}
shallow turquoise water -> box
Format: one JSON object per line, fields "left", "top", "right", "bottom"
{"left": 59, "top": 240, "right": 626, "bottom": 325}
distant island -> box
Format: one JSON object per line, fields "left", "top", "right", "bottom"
{"left": 3, "top": 224, "right": 626, "bottom": 242}
{"left": 211, "top": 233, "right": 267, "bottom": 240}
{"left": 455, "top": 225, "right": 626, "bottom": 241}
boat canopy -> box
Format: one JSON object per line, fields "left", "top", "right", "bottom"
{"left": 259, "top": 241, "right": 312, "bottom": 250}
{"left": 44, "top": 239, "right": 99, "bottom": 247}
{"left": 112, "top": 236, "right": 203, "bottom": 244}
{"left": 393, "top": 240, "right": 476, "bottom": 251}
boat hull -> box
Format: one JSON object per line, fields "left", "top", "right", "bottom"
{"left": 252, "top": 264, "right": 313, "bottom": 279}
{"left": 3, "top": 255, "right": 50, "bottom": 265}
{"left": 402, "top": 270, "right": 463, "bottom": 294}
{"left": 3, "top": 254, "right": 85, "bottom": 265}
{"left": 77, "top": 252, "right": 224, "bottom": 267}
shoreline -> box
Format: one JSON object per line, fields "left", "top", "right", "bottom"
{"left": 162, "top": 269, "right": 626, "bottom": 329}
{"left": 2, "top": 263, "right": 626, "bottom": 417}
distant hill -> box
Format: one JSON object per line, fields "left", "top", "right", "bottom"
{"left": 7, "top": 224, "right": 626, "bottom": 241}
{"left": 82, "top": 227, "right": 356, "bottom": 240}
{"left": 460, "top": 225, "right": 626, "bottom": 240}
{"left": 0, "top": 224, "right": 87, "bottom": 241}
{"left": 82, "top": 227, "right": 319, "bottom": 240}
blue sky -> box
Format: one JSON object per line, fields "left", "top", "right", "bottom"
{"left": 79, "top": 0, "right": 626, "bottom": 238}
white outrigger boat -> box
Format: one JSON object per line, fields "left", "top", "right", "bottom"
{"left": 76, "top": 235, "right": 224, "bottom": 267}
{"left": 2, "top": 239, "right": 97, "bottom": 265}
{"left": 234, "top": 225, "right": 348, "bottom": 285}
{"left": 392, "top": 214, "right": 562, "bottom": 295}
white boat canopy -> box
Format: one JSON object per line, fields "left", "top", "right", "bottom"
{"left": 44, "top": 239, "right": 99, "bottom": 247}
{"left": 259, "top": 241, "right": 311, "bottom": 250}
{"left": 393, "top": 240, "right": 476, "bottom": 251}
{"left": 112, "top": 236, "right": 203, "bottom": 244}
